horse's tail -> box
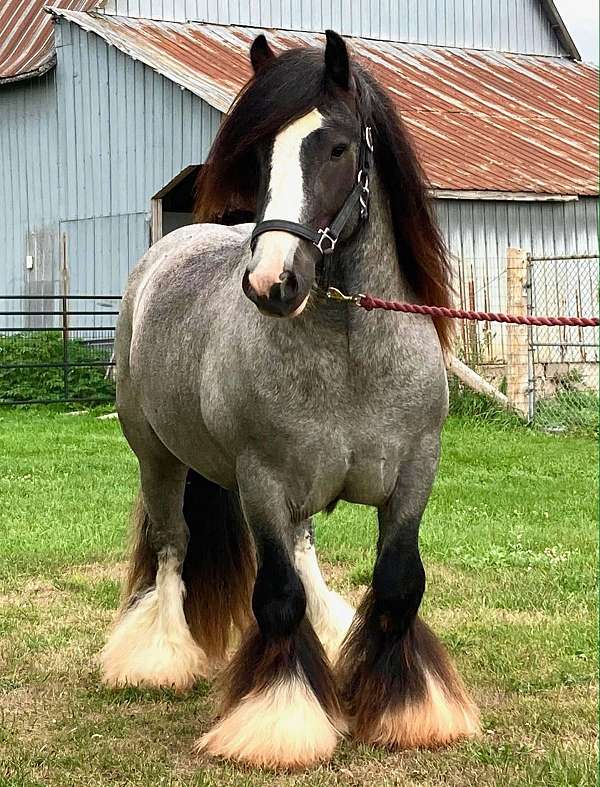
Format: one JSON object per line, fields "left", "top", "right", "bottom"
{"left": 181, "top": 470, "right": 256, "bottom": 662}
{"left": 124, "top": 470, "right": 256, "bottom": 663}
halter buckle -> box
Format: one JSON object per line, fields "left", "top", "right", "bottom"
{"left": 314, "top": 227, "right": 337, "bottom": 255}
{"left": 364, "top": 125, "right": 374, "bottom": 152}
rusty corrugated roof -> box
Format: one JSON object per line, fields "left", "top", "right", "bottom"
{"left": 43, "top": 11, "right": 600, "bottom": 194}
{"left": 0, "top": 0, "right": 98, "bottom": 83}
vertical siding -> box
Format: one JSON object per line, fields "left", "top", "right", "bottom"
{"left": 435, "top": 197, "right": 599, "bottom": 363}
{"left": 100, "top": 0, "right": 567, "bottom": 55}
{"left": 0, "top": 72, "right": 60, "bottom": 323}
{"left": 55, "top": 20, "right": 221, "bottom": 295}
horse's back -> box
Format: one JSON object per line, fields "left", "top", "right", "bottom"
{"left": 125, "top": 222, "right": 252, "bottom": 305}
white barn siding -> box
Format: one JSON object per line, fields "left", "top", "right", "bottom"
{"left": 100, "top": 0, "right": 568, "bottom": 56}
{"left": 0, "top": 72, "right": 60, "bottom": 326}
{"left": 54, "top": 20, "right": 221, "bottom": 297}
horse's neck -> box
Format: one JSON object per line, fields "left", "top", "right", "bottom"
{"left": 332, "top": 174, "right": 410, "bottom": 303}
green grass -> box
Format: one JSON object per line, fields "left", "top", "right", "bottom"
{"left": 0, "top": 409, "right": 596, "bottom": 786}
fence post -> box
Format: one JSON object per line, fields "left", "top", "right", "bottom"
{"left": 506, "top": 247, "right": 529, "bottom": 417}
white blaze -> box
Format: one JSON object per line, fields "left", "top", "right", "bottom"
{"left": 249, "top": 108, "right": 324, "bottom": 297}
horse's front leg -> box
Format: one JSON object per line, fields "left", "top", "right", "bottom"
{"left": 338, "top": 450, "right": 480, "bottom": 749}
{"left": 197, "top": 465, "right": 345, "bottom": 768}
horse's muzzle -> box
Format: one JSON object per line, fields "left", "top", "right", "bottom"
{"left": 242, "top": 268, "right": 309, "bottom": 317}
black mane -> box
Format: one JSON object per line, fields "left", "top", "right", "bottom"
{"left": 195, "top": 44, "right": 453, "bottom": 350}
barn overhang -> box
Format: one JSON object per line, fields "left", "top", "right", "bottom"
{"left": 48, "top": 10, "right": 599, "bottom": 198}
{"left": 0, "top": 0, "right": 582, "bottom": 85}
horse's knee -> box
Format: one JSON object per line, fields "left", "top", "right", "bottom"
{"left": 252, "top": 558, "right": 307, "bottom": 638}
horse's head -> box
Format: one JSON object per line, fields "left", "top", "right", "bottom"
{"left": 195, "top": 30, "right": 452, "bottom": 346}
{"left": 242, "top": 32, "right": 362, "bottom": 318}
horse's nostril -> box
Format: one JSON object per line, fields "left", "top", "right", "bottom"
{"left": 242, "top": 269, "right": 255, "bottom": 298}
{"left": 279, "top": 271, "right": 299, "bottom": 302}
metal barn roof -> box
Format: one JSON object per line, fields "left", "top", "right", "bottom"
{"left": 48, "top": 11, "right": 599, "bottom": 196}
{"left": 0, "top": 0, "right": 98, "bottom": 83}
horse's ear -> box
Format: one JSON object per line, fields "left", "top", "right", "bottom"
{"left": 324, "top": 30, "right": 350, "bottom": 90}
{"left": 250, "top": 34, "right": 275, "bottom": 74}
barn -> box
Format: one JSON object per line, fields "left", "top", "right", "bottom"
{"left": 0, "top": 0, "right": 598, "bottom": 410}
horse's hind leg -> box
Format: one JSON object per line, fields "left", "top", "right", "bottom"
{"left": 100, "top": 438, "right": 208, "bottom": 691}
{"left": 294, "top": 520, "right": 355, "bottom": 663}
{"left": 337, "top": 449, "right": 480, "bottom": 749}
{"left": 197, "top": 468, "right": 344, "bottom": 768}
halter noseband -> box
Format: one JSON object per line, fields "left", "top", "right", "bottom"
{"left": 250, "top": 125, "right": 374, "bottom": 256}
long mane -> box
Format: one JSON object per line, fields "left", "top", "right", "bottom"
{"left": 195, "top": 46, "right": 453, "bottom": 350}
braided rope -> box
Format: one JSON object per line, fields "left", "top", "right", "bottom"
{"left": 359, "top": 295, "right": 599, "bottom": 327}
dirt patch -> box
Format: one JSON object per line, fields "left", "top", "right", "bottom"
{"left": 0, "top": 578, "right": 66, "bottom": 607}
{"left": 66, "top": 561, "right": 126, "bottom": 583}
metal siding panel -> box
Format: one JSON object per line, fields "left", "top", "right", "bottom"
{"left": 107, "top": 44, "right": 119, "bottom": 217}
{"left": 115, "top": 48, "right": 129, "bottom": 216}
{"left": 582, "top": 197, "right": 598, "bottom": 252}
{"left": 80, "top": 25, "right": 93, "bottom": 215}
{"left": 143, "top": 64, "right": 154, "bottom": 209}
{"left": 0, "top": 73, "right": 59, "bottom": 302}
{"left": 95, "top": 0, "right": 568, "bottom": 53}
{"left": 152, "top": 64, "right": 165, "bottom": 197}
{"left": 463, "top": 0, "right": 473, "bottom": 46}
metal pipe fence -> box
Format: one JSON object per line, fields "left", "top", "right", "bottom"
{"left": 0, "top": 295, "right": 121, "bottom": 405}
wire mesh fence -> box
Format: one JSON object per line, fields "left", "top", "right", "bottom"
{"left": 452, "top": 250, "right": 598, "bottom": 433}
{"left": 0, "top": 295, "right": 120, "bottom": 405}
{"left": 527, "top": 254, "right": 598, "bottom": 433}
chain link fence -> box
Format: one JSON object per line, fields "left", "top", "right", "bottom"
{"left": 453, "top": 249, "right": 598, "bottom": 434}
{"left": 527, "top": 254, "right": 598, "bottom": 433}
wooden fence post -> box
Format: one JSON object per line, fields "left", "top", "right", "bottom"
{"left": 506, "top": 247, "right": 529, "bottom": 417}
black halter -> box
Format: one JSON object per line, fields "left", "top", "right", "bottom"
{"left": 250, "top": 126, "right": 374, "bottom": 256}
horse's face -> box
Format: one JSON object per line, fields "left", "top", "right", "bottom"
{"left": 243, "top": 38, "right": 361, "bottom": 318}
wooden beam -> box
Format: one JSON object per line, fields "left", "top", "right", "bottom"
{"left": 505, "top": 248, "right": 530, "bottom": 417}
{"left": 446, "top": 355, "right": 511, "bottom": 410}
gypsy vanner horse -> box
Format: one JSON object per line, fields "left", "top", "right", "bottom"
{"left": 100, "top": 31, "right": 480, "bottom": 768}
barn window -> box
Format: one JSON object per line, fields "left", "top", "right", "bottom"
{"left": 150, "top": 165, "right": 200, "bottom": 243}
{"left": 150, "top": 166, "right": 255, "bottom": 244}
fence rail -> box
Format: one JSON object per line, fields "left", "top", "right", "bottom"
{"left": 0, "top": 295, "right": 121, "bottom": 405}
{"left": 1, "top": 259, "right": 598, "bottom": 433}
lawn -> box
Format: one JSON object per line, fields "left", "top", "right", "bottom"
{"left": 0, "top": 409, "right": 597, "bottom": 786}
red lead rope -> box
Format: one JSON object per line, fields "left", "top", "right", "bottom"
{"left": 323, "top": 287, "right": 599, "bottom": 326}
{"left": 357, "top": 295, "right": 600, "bottom": 327}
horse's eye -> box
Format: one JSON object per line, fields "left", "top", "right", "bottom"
{"left": 330, "top": 144, "right": 348, "bottom": 159}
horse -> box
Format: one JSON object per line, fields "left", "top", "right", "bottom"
{"left": 99, "top": 30, "right": 480, "bottom": 769}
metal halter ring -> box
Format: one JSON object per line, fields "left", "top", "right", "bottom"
{"left": 364, "top": 125, "right": 374, "bottom": 151}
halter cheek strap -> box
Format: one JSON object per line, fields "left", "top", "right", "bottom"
{"left": 250, "top": 126, "right": 374, "bottom": 256}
